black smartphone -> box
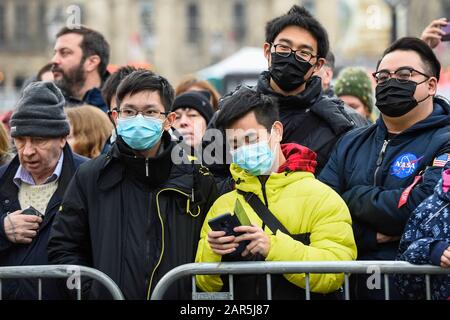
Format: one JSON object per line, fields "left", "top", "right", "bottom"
{"left": 22, "top": 206, "right": 43, "bottom": 218}
{"left": 442, "top": 23, "right": 450, "bottom": 41}
{"left": 208, "top": 213, "right": 250, "bottom": 256}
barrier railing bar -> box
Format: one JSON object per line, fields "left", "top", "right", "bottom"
{"left": 305, "top": 273, "right": 311, "bottom": 301}
{"left": 38, "top": 278, "right": 42, "bottom": 300}
{"left": 425, "top": 275, "right": 431, "bottom": 300}
{"left": 344, "top": 273, "right": 350, "bottom": 301}
{"left": 228, "top": 274, "right": 234, "bottom": 300}
{"left": 0, "top": 265, "right": 124, "bottom": 300}
{"left": 384, "top": 274, "right": 390, "bottom": 301}
{"left": 151, "top": 261, "right": 450, "bottom": 300}
{"left": 266, "top": 274, "right": 272, "bottom": 300}
{"left": 192, "top": 276, "right": 197, "bottom": 295}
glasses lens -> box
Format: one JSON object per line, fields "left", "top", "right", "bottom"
{"left": 274, "top": 44, "right": 291, "bottom": 57}
{"left": 395, "top": 68, "right": 412, "bottom": 82}
{"left": 295, "top": 51, "right": 312, "bottom": 62}
{"left": 376, "top": 71, "right": 390, "bottom": 85}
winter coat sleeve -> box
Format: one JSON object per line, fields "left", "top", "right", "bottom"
{"left": 341, "top": 159, "right": 445, "bottom": 235}
{"left": 0, "top": 213, "right": 12, "bottom": 252}
{"left": 265, "top": 188, "right": 357, "bottom": 294}
{"left": 47, "top": 170, "right": 92, "bottom": 267}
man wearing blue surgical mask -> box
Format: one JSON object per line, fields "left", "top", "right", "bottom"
{"left": 195, "top": 87, "right": 357, "bottom": 300}
{"left": 48, "top": 70, "right": 219, "bottom": 300}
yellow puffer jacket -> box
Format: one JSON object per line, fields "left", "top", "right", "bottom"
{"left": 195, "top": 163, "right": 357, "bottom": 295}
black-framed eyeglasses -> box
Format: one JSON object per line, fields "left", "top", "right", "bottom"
{"left": 117, "top": 108, "right": 168, "bottom": 120}
{"left": 372, "top": 67, "right": 430, "bottom": 86}
{"left": 271, "top": 43, "right": 317, "bottom": 63}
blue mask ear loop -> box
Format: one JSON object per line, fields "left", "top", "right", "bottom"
{"left": 108, "top": 109, "right": 119, "bottom": 138}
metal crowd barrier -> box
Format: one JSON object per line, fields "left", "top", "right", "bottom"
{"left": 150, "top": 261, "right": 450, "bottom": 300}
{"left": 0, "top": 265, "right": 124, "bottom": 300}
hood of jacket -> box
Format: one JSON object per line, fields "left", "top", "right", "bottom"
{"left": 435, "top": 161, "right": 450, "bottom": 202}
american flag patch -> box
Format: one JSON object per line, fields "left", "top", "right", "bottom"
{"left": 433, "top": 153, "right": 450, "bottom": 167}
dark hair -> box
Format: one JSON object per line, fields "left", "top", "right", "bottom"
{"left": 57, "top": 26, "right": 110, "bottom": 78}
{"left": 377, "top": 37, "right": 441, "bottom": 81}
{"left": 37, "top": 63, "right": 53, "bottom": 81}
{"left": 215, "top": 86, "right": 279, "bottom": 130}
{"left": 325, "top": 51, "right": 335, "bottom": 70}
{"left": 265, "top": 5, "right": 329, "bottom": 59}
{"left": 101, "top": 66, "right": 142, "bottom": 108}
{"left": 116, "top": 70, "right": 175, "bottom": 112}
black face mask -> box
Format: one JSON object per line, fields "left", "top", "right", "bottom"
{"left": 269, "top": 53, "right": 313, "bottom": 92}
{"left": 375, "top": 78, "right": 430, "bottom": 117}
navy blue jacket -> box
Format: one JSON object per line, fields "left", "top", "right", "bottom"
{"left": 319, "top": 96, "right": 450, "bottom": 261}
{"left": 395, "top": 162, "right": 450, "bottom": 300}
{"left": 0, "top": 144, "right": 86, "bottom": 299}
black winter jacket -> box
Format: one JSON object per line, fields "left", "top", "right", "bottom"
{"left": 47, "top": 133, "right": 219, "bottom": 300}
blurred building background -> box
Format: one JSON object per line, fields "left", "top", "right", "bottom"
{"left": 0, "top": 0, "right": 449, "bottom": 109}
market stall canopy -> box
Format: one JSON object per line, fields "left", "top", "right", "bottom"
{"left": 197, "top": 47, "right": 267, "bottom": 79}
{"left": 197, "top": 47, "right": 267, "bottom": 94}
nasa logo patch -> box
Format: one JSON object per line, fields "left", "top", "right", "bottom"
{"left": 390, "top": 153, "right": 422, "bottom": 179}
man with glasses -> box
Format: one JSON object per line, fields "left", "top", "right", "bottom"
{"left": 48, "top": 70, "right": 219, "bottom": 300}
{"left": 255, "top": 5, "right": 363, "bottom": 174}
{"left": 0, "top": 82, "right": 86, "bottom": 299}
{"left": 319, "top": 37, "right": 450, "bottom": 299}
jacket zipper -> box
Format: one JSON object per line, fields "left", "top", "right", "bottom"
{"left": 145, "top": 158, "right": 149, "bottom": 177}
{"left": 424, "top": 203, "right": 450, "bottom": 225}
{"left": 145, "top": 192, "right": 153, "bottom": 296}
{"left": 146, "top": 188, "right": 192, "bottom": 300}
{"left": 373, "top": 140, "right": 389, "bottom": 186}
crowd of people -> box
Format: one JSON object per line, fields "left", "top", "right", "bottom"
{"left": 0, "top": 5, "right": 449, "bottom": 300}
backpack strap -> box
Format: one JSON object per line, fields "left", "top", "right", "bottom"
{"left": 237, "top": 190, "right": 310, "bottom": 246}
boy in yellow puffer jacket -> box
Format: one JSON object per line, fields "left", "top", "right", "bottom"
{"left": 195, "top": 86, "right": 357, "bottom": 300}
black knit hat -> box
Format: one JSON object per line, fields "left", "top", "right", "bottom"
{"left": 172, "top": 91, "right": 214, "bottom": 123}
{"left": 10, "top": 81, "right": 70, "bottom": 138}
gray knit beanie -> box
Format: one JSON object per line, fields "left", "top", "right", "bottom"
{"left": 10, "top": 81, "right": 70, "bottom": 138}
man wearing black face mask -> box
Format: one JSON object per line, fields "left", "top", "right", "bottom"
{"left": 319, "top": 37, "right": 450, "bottom": 300}
{"left": 254, "top": 5, "right": 365, "bottom": 174}
{"left": 201, "top": 6, "right": 363, "bottom": 182}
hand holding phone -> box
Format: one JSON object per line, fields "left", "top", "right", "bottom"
{"left": 22, "top": 206, "right": 44, "bottom": 218}
{"left": 208, "top": 213, "right": 250, "bottom": 256}
{"left": 442, "top": 23, "right": 450, "bottom": 41}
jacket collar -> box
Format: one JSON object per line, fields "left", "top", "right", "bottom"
{"left": 257, "top": 71, "right": 355, "bottom": 136}
{"left": 99, "top": 132, "right": 173, "bottom": 190}
{"left": 231, "top": 143, "right": 316, "bottom": 194}
{"left": 375, "top": 96, "right": 450, "bottom": 143}
{"left": 257, "top": 71, "right": 322, "bottom": 109}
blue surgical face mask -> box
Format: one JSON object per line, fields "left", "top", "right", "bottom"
{"left": 117, "top": 115, "right": 164, "bottom": 151}
{"left": 231, "top": 138, "right": 275, "bottom": 176}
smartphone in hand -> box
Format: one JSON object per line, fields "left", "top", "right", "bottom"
{"left": 442, "top": 23, "right": 450, "bottom": 41}
{"left": 208, "top": 213, "right": 250, "bottom": 256}
{"left": 22, "top": 206, "right": 43, "bottom": 218}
